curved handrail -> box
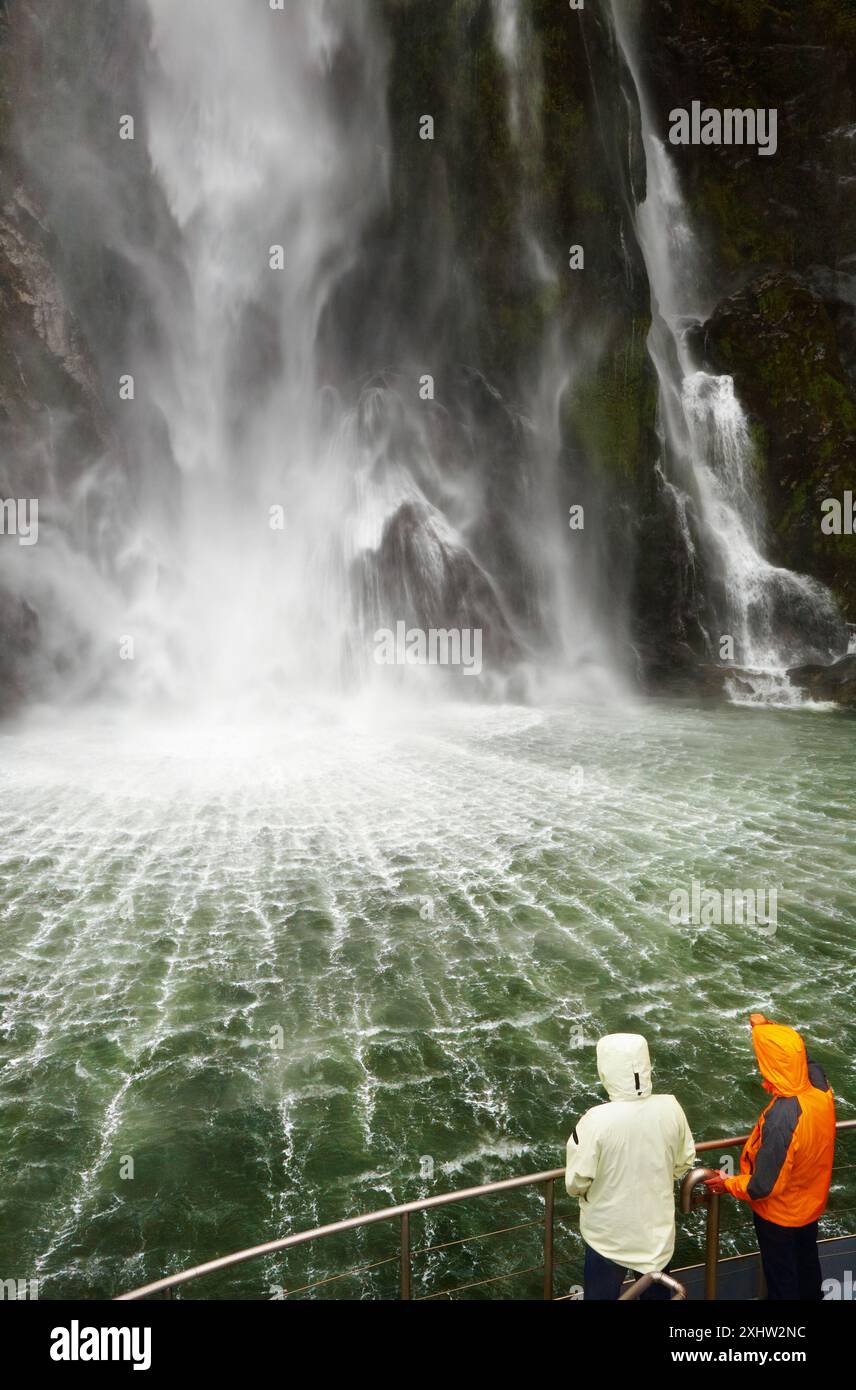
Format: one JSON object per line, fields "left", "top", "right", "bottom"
{"left": 116, "top": 1118, "right": 856, "bottom": 1301}
{"left": 680, "top": 1167, "right": 720, "bottom": 1215}
{"left": 620, "top": 1270, "right": 688, "bottom": 1301}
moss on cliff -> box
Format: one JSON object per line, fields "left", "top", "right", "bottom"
{"left": 563, "top": 318, "right": 656, "bottom": 482}
{"left": 690, "top": 176, "right": 794, "bottom": 273}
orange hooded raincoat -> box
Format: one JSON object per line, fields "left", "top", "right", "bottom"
{"left": 724, "top": 1021, "right": 835, "bottom": 1227}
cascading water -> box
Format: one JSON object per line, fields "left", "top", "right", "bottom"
{"left": 609, "top": 0, "right": 845, "bottom": 704}
{"left": 1, "top": 0, "right": 393, "bottom": 707}
{"left": 0, "top": 0, "right": 628, "bottom": 713}
{"left": 125, "top": 0, "right": 396, "bottom": 704}
{"left": 138, "top": 0, "right": 391, "bottom": 700}
{"left": 1, "top": 0, "right": 542, "bottom": 710}
{"left": 489, "top": 0, "right": 623, "bottom": 696}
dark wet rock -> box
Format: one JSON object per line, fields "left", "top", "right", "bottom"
{"left": 332, "top": 0, "right": 660, "bottom": 669}
{"left": 639, "top": 638, "right": 756, "bottom": 701}
{"left": 0, "top": 4, "right": 133, "bottom": 711}
{"left": 643, "top": 1, "right": 856, "bottom": 282}
{"left": 353, "top": 496, "right": 523, "bottom": 675}
{"left": 0, "top": 590, "right": 38, "bottom": 716}
{"left": 0, "top": 183, "right": 115, "bottom": 456}
{"left": 787, "top": 653, "right": 856, "bottom": 707}
{"left": 0, "top": 179, "right": 112, "bottom": 710}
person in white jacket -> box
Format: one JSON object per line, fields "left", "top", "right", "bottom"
{"left": 565, "top": 1033, "right": 696, "bottom": 1300}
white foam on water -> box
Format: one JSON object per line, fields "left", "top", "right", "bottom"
{"left": 2, "top": 697, "right": 854, "bottom": 1294}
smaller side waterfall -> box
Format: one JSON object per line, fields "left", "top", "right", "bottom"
{"left": 682, "top": 372, "right": 838, "bottom": 674}
{"left": 610, "top": 0, "right": 845, "bottom": 703}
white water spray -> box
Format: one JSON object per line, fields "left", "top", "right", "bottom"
{"left": 128, "top": 0, "right": 394, "bottom": 704}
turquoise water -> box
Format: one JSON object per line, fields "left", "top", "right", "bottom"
{"left": 1, "top": 697, "right": 854, "bottom": 1298}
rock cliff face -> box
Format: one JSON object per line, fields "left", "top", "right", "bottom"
{"left": 0, "top": 6, "right": 118, "bottom": 712}
{"left": 641, "top": 0, "right": 856, "bottom": 622}
{"left": 0, "top": 1, "right": 153, "bottom": 713}
{"left": 0, "top": 0, "right": 854, "bottom": 708}
{"left": 331, "top": 0, "right": 656, "bottom": 655}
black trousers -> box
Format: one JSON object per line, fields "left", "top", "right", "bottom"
{"left": 583, "top": 1241, "right": 672, "bottom": 1301}
{"left": 753, "top": 1212, "right": 823, "bottom": 1301}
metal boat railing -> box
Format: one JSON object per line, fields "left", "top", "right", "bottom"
{"left": 117, "top": 1118, "right": 856, "bottom": 1301}
{"left": 620, "top": 1270, "right": 687, "bottom": 1301}
{"left": 679, "top": 1165, "right": 724, "bottom": 1300}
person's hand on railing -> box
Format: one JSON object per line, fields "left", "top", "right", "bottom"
{"left": 703, "top": 1173, "right": 727, "bottom": 1195}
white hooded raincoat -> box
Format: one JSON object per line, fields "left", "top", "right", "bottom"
{"left": 565, "top": 1034, "right": 696, "bottom": 1273}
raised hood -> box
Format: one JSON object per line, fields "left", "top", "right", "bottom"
{"left": 752, "top": 1021, "right": 809, "bottom": 1098}
{"left": 597, "top": 1033, "right": 653, "bottom": 1102}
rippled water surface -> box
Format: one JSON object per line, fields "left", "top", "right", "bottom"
{"left": 1, "top": 697, "right": 854, "bottom": 1298}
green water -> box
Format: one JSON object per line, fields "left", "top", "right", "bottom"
{"left": 1, "top": 697, "right": 854, "bottom": 1298}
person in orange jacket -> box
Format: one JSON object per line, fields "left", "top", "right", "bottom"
{"left": 705, "top": 1013, "right": 835, "bottom": 1301}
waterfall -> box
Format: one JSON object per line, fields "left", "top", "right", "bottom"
{"left": 5, "top": 0, "right": 637, "bottom": 711}
{"left": 489, "top": 0, "right": 624, "bottom": 698}
{"left": 127, "top": 0, "right": 396, "bottom": 703}
{"left": 2, "top": 0, "right": 397, "bottom": 708}
{"left": 5, "top": 0, "right": 840, "bottom": 713}
{"left": 609, "top": 0, "right": 844, "bottom": 702}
